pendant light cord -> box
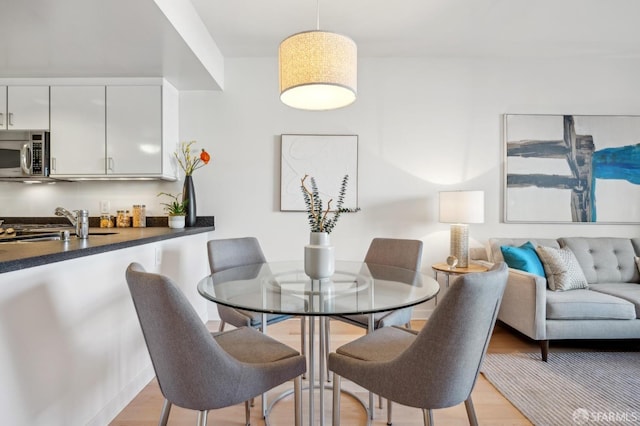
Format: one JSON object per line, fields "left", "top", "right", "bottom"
{"left": 316, "top": 0, "right": 320, "bottom": 30}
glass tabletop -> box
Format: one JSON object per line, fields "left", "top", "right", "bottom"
{"left": 197, "top": 260, "right": 440, "bottom": 316}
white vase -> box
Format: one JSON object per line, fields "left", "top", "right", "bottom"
{"left": 304, "top": 232, "right": 335, "bottom": 279}
{"left": 168, "top": 215, "right": 185, "bottom": 229}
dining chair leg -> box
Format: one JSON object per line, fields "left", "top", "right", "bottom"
{"left": 159, "top": 398, "right": 171, "bottom": 426}
{"left": 422, "top": 408, "right": 433, "bottom": 426}
{"left": 218, "top": 320, "right": 226, "bottom": 332}
{"left": 197, "top": 410, "right": 208, "bottom": 426}
{"left": 332, "top": 374, "right": 341, "bottom": 426}
{"left": 244, "top": 400, "right": 250, "bottom": 426}
{"left": 464, "top": 396, "right": 479, "bottom": 426}
{"left": 294, "top": 375, "right": 302, "bottom": 426}
{"left": 368, "top": 316, "right": 375, "bottom": 420}
{"left": 379, "top": 395, "right": 383, "bottom": 408}
{"left": 386, "top": 399, "right": 392, "bottom": 425}
{"left": 300, "top": 317, "right": 306, "bottom": 379}
{"left": 369, "top": 391, "right": 375, "bottom": 420}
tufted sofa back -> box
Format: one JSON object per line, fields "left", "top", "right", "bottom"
{"left": 487, "top": 238, "right": 560, "bottom": 263}
{"left": 559, "top": 237, "right": 640, "bottom": 284}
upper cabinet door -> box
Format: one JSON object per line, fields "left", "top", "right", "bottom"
{"left": 50, "top": 86, "right": 106, "bottom": 175}
{"left": 106, "top": 86, "right": 161, "bottom": 175}
{"left": 0, "top": 87, "right": 6, "bottom": 128}
{"left": 6, "top": 86, "right": 50, "bottom": 130}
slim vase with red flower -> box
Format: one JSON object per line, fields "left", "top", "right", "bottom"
{"left": 174, "top": 141, "right": 211, "bottom": 227}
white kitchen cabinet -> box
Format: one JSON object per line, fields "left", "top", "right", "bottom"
{"left": 106, "top": 86, "right": 162, "bottom": 175}
{"left": 49, "top": 86, "right": 106, "bottom": 175}
{"left": 0, "top": 86, "right": 50, "bottom": 130}
{"left": 0, "top": 87, "right": 5, "bottom": 128}
{"left": 45, "top": 81, "right": 177, "bottom": 180}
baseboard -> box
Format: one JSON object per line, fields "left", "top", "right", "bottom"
{"left": 87, "top": 364, "right": 155, "bottom": 426}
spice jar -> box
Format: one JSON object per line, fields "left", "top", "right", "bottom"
{"left": 132, "top": 205, "right": 146, "bottom": 228}
{"left": 116, "top": 210, "right": 131, "bottom": 228}
{"left": 100, "top": 214, "right": 114, "bottom": 228}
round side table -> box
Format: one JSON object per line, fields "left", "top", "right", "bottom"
{"left": 431, "top": 262, "right": 489, "bottom": 288}
{"left": 432, "top": 263, "right": 488, "bottom": 305}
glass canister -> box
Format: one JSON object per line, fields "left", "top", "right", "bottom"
{"left": 116, "top": 210, "right": 131, "bottom": 228}
{"left": 100, "top": 214, "right": 114, "bottom": 228}
{"left": 132, "top": 204, "right": 146, "bottom": 228}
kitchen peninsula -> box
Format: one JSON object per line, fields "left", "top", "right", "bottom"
{"left": 0, "top": 219, "right": 214, "bottom": 273}
{"left": 0, "top": 219, "right": 215, "bottom": 426}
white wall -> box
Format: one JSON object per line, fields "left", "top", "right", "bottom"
{"left": 179, "top": 56, "right": 640, "bottom": 316}
{"left": 3, "top": 55, "right": 640, "bottom": 317}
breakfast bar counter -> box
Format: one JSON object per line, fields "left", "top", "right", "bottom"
{"left": 0, "top": 224, "right": 214, "bottom": 274}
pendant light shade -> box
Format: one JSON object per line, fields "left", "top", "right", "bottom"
{"left": 279, "top": 30, "right": 357, "bottom": 111}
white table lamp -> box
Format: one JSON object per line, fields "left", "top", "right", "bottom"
{"left": 439, "top": 190, "right": 485, "bottom": 268}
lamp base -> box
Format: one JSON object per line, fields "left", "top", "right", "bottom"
{"left": 450, "top": 224, "right": 469, "bottom": 268}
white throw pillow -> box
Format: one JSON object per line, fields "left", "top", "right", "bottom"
{"left": 535, "top": 246, "right": 589, "bottom": 291}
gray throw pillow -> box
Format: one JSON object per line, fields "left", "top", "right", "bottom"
{"left": 535, "top": 246, "right": 589, "bottom": 291}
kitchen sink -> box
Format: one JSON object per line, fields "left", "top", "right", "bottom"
{"left": 0, "top": 230, "right": 119, "bottom": 243}
{"left": 10, "top": 233, "right": 64, "bottom": 243}
{"left": 17, "top": 236, "right": 63, "bottom": 243}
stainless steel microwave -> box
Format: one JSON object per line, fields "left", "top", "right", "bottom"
{"left": 0, "top": 130, "right": 50, "bottom": 179}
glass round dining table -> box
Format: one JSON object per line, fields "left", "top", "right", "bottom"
{"left": 197, "top": 260, "right": 440, "bottom": 425}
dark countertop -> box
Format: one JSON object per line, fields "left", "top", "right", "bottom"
{"left": 0, "top": 225, "right": 214, "bottom": 274}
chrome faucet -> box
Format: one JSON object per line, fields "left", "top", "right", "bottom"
{"left": 55, "top": 207, "right": 89, "bottom": 239}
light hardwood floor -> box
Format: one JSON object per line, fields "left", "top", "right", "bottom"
{"left": 110, "top": 320, "right": 537, "bottom": 426}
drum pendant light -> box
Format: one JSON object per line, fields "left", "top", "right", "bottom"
{"left": 279, "top": 0, "right": 357, "bottom": 111}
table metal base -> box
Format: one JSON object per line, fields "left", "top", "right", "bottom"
{"left": 266, "top": 383, "right": 370, "bottom": 426}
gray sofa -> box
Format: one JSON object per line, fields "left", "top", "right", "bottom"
{"left": 474, "top": 237, "right": 640, "bottom": 361}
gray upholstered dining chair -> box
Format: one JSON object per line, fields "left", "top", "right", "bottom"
{"left": 328, "top": 262, "right": 508, "bottom": 426}
{"left": 207, "top": 237, "right": 292, "bottom": 331}
{"left": 126, "top": 262, "right": 306, "bottom": 426}
{"left": 329, "top": 238, "right": 424, "bottom": 330}
{"left": 325, "top": 237, "right": 423, "bottom": 385}
{"left": 207, "top": 237, "right": 306, "bottom": 361}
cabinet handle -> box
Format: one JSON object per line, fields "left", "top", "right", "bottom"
{"left": 51, "top": 157, "right": 56, "bottom": 172}
{"left": 0, "top": 113, "right": 3, "bottom": 126}
{"left": 108, "top": 157, "right": 114, "bottom": 172}
{"left": 8, "top": 113, "right": 13, "bottom": 126}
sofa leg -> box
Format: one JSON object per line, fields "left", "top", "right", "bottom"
{"left": 540, "top": 340, "right": 549, "bottom": 362}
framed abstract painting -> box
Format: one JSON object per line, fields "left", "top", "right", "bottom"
{"left": 504, "top": 114, "right": 640, "bottom": 223}
{"left": 280, "top": 134, "right": 358, "bottom": 212}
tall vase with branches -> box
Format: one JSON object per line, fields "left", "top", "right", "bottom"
{"left": 300, "top": 174, "right": 358, "bottom": 279}
{"left": 301, "top": 174, "right": 357, "bottom": 233}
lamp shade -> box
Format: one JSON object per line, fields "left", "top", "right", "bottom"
{"left": 279, "top": 30, "right": 357, "bottom": 111}
{"left": 439, "top": 190, "right": 485, "bottom": 224}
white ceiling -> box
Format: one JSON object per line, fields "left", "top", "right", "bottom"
{"left": 192, "top": 0, "right": 640, "bottom": 59}
{"left": 0, "top": 0, "right": 218, "bottom": 89}
{"left": 1, "top": 0, "right": 639, "bottom": 90}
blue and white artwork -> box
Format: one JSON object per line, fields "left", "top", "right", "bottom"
{"left": 504, "top": 114, "right": 640, "bottom": 223}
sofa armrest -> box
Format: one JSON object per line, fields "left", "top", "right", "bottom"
{"left": 498, "top": 267, "right": 548, "bottom": 340}
{"left": 473, "top": 260, "right": 494, "bottom": 269}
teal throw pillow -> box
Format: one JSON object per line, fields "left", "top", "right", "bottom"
{"left": 500, "top": 242, "right": 546, "bottom": 277}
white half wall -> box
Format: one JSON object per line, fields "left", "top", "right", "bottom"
{"left": 0, "top": 233, "right": 211, "bottom": 426}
